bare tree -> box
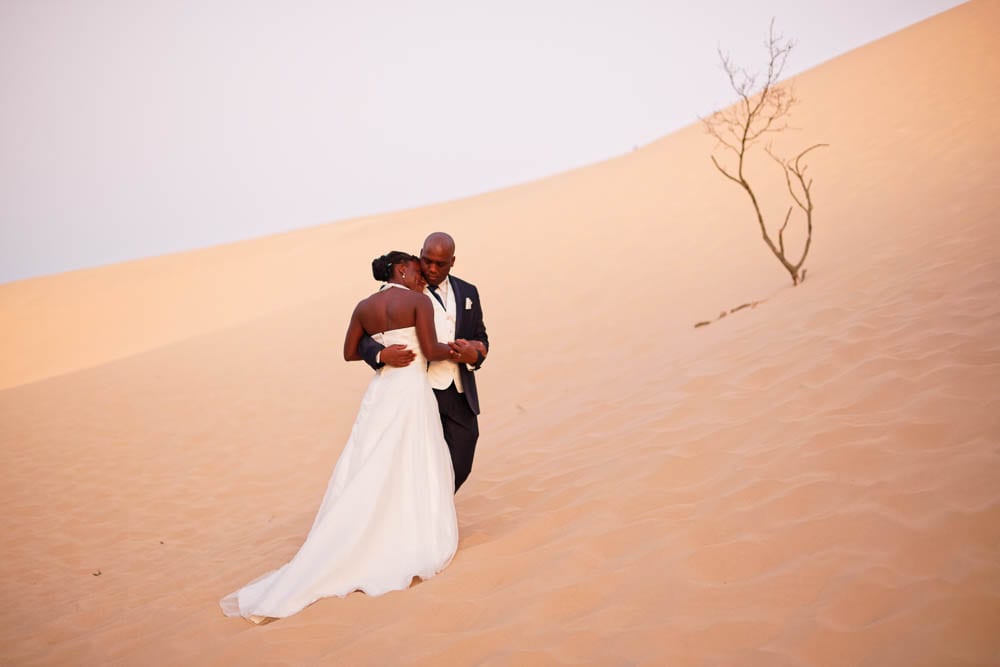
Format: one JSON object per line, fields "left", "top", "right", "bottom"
{"left": 703, "top": 20, "right": 826, "bottom": 286}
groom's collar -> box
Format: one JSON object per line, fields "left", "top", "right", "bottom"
{"left": 430, "top": 275, "right": 453, "bottom": 294}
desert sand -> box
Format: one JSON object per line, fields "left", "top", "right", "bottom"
{"left": 2, "top": 1, "right": 999, "bottom": 664}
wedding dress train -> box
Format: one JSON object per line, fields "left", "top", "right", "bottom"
{"left": 220, "top": 327, "right": 458, "bottom": 621}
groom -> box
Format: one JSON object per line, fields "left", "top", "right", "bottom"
{"left": 357, "top": 232, "right": 489, "bottom": 492}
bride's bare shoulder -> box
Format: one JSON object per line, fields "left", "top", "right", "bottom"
{"left": 385, "top": 288, "right": 428, "bottom": 304}
{"left": 354, "top": 290, "right": 384, "bottom": 312}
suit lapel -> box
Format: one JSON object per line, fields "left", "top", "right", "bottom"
{"left": 450, "top": 277, "right": 463, "bottom": 334}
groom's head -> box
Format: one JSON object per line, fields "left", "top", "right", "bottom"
{"left": 420, "top": 232, "right": 456, "bottom": 287}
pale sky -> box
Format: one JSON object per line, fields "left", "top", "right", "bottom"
{"left": 0, "top": 0, "right": 964, "bottom": 283}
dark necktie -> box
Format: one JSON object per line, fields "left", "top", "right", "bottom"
{"left": 428, "top": 284, "right": 445, "bottom": 309}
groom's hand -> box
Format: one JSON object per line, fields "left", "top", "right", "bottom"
{"left": 380, "top": 344, "right": 415, "bottom": 367}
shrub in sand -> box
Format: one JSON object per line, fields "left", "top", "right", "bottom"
{"left": 702, "top": 20, "right": 827, "bottom": 287}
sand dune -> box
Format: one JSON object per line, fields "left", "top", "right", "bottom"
{"left": 2, "top": 1, "right": 999, "bottom": 664}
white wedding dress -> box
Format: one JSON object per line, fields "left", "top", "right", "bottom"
{"left": 220, "top": 326, "right": 458, "bottom": 622}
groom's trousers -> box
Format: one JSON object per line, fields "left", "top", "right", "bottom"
{"left": 433, "top": 383, "right": 479, "bottom": 492}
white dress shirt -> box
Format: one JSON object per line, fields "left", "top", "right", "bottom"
{"left": 426, "top": 276, "right": 463, "bottom": 392}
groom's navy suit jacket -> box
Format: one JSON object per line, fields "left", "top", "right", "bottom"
{"left": 358, "top": 274, "right": 488, "bottom": 415}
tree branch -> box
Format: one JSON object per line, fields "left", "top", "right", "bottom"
{"left": 701, "top": 21, "right": 825, "bottom": 287}
{"left": 710, "top": 155, "right": 743, "bottom": 186}
{"left": 778, "top": 206, "right": 792, "bottom": 256}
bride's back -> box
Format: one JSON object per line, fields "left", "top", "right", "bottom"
{"left": 356, "top": 288, "right": 422, "bottom": 335}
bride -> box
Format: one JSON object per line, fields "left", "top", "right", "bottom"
{"left": 220, "top": 251, "right": 459, "bottom": 623}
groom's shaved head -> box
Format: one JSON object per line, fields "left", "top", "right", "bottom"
{"left": 420, "top": 232, "right": 456, "bottom": 287}
{"left": 423, "top": 232, "right": 455, "bottom": 255}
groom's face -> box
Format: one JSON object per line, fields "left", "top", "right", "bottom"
{"left": 420, "top": 245, "right": 455, "bottom": 287}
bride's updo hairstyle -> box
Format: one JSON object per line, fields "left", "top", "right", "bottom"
{"left": 372, "top": 251, "right": 419, "bottom": 281}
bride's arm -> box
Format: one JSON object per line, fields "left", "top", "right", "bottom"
{"left": 414, "top": 297, "right": 453, "bottom": 362}
{"left": 343, "top": 304, "right": 365, "bottom": 361}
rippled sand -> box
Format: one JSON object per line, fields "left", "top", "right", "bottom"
{"left": 2, "top": 2, "right": 998, "bottom": 664}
